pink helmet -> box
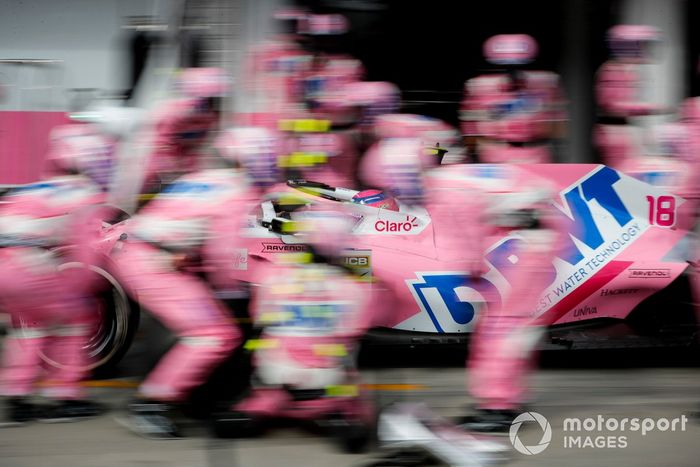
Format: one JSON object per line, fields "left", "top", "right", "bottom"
{"left": 273, "top": 7, "right": 308, "bottom": 35}
{"left": 343, "top": 81, "right": 400, "bottom": 125}
{"left": 374, "top": 137, "right": 426, "bottom": 204}
{"left": 175, "top": 67, "right": 230, "bottom": 99}
{"left": 297, "top": 13, "right": 349, "bottom": 36}
{"left": 480, "top": 93, "right": 551, "bottom": 142}
{"left": 483, "top": 34, "right": 538, "bottom": 65}
{"left": 681, "top": 97, "right": 700, "bottom": 124}
{"left": 352, "top": 189, "right": 399, "bottom": 211}
{"left": 374, "top": 114, "right": 448, "bottom": 139}
{"left": 46, "top": 124, "right": 114, "bottom": 188}
{"left": 374, "top": 114, "right": 461, "bottom": 161}
{"left": 595, "top": 61, "right": 649, "bottom": 117}
{"left": 215, "top": 126, "right": 281, "bottom": 187}
{"left": 315, "top": 81, "right": 400, "bottom": 127}
{"left": 607, "top": 25, "right": 661, "bottom": 63}
{"left": 653, "top": 122, "right": 697, "bottom": 162}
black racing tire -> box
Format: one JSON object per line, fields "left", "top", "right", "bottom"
{"left": 26, "top": 259, "right": 140, "bottom": 376}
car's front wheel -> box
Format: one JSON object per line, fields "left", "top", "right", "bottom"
{"left": 20, "top": 260, "right": 140, "bottom": 375}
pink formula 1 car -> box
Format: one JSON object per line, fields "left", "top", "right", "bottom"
{"left": 17, "top": 163, "right": 696, "bottom": 373}
{"left": 210, "top": 163, "right": 698, "bottom": 354}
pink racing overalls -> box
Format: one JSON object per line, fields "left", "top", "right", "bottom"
{"left": 278, "top": 112, "right": 358, "bottom": 188}
{"left": 681, "top": 98, "right": 700, "bottom": 327}
{"left": 594, "top": 61, "right": 665, "bottom": 169}
{"left": 460, "top": 71, "right": 565, "bottom": 164}
{"left": 464, "top": 171, "right": 561, "bottom": 411}
{"left": 140, "top": 97, "right": 219, "bottom": 193}
{"left": 243, "top": 39, "right": 313, "bottom": 114}
{"left": 0, "top": 175, "right": 106, "bottom": 400}
{"left": 619, "top": 118, "right": 700, "bottom": 333}
{"left": 233, "top": 259, "right": 373, "bottom": 420}
{"left": 112, "top": 168, "right": 254, "bottom": 402}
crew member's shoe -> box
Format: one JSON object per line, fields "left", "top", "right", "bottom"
{"left": 117, "top": 400, "right": 181, "bottom": 439}
{"left": 2, "top": 397, "right": 42, "bottom": 426}
{"left": 41, "top": 400, "right": 104, "bottom": 423}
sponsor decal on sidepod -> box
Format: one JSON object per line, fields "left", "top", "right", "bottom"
{"left": 404, "top": 166, "right": 682, "bottom": 333}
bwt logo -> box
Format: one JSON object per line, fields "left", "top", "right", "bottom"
{"left": 408, "top": 273, "right": 497, "bottom": 333}
{"left": 407, "top": 167, "right": 641, "bottom": 330}
{"left": 480, "top": 167, "right": 636, "bottom": 285}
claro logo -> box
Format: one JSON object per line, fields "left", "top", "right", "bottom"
{"left": 375, "top": 215, "right": 419, "bottom": 232}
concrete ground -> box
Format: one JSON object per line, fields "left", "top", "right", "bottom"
{"left": 1, "top": 366, "right": 699, "bottom": 467}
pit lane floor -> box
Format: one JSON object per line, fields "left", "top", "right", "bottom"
{"left": 1, "top": 364, "right": 699, "bottom": 467}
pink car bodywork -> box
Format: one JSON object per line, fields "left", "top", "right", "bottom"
{"left": 215, "top": 163, "right": 691, "bottom": 338}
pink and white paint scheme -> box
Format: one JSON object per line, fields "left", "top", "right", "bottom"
{"left": 223, "top": 163, "right": 691, "bottom": 338}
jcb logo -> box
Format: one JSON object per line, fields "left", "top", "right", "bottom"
{"left": 344, "top": 256, "right": 370, "bottom": 267}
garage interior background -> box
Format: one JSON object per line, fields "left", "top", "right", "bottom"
{"left": 0, "top": 0, "right": 696, "bottom": 184}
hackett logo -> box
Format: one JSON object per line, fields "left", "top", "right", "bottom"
{"left": 600, "top": 288, "right": 639, "bottom": 296}
{"left": 375, "top": 215, "right": 419, "bottom": 232}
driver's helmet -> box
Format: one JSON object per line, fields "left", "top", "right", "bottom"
{"left": 352, "top": 189, "right": 399, "bottom": 211}
{"left": 46, "top": 124, "right": 115, "bottom": 189}
{"left": 483, "top": 34, "right": 538, "bottom": 65}
{"left": 607, "top": 25, "right": 661, "bottom": 63}
{"left": 215, "top": 126, "right": 281, "bottom": 187}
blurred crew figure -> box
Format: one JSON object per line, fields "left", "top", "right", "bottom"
{"left": 138, "top": 67, "right": 229, "bottom": 196}
{"left": 214, "top": 208, "right": 374, "bottom": 453}
{"left": 360, "top": 113, "right": 466, "bottom": 190}
{"left": 113, "top": 126, "right": 281, "bottom": 438}
{"left": 648, "top": 117, "right": 700, "bottom": 375}
{"left": 297, "top": 13, "right": 359, "bottom": 105}
{"left": 242, "top": 8, "right": 312, "bottom": 116}
{"left": 459, "top": 171, "right": 561, "bottom": 432}
{"left": 280, "top": 80, "right": 400, "bottom": 188}
{"left": 0, "top": 126, "right": 114, "bottom": 423}
{"left": 364, "top": 116, "right": 562, "bottom": 431}
{"left": 361, "top": 131, "right": 488, "bottom": 314}
{"left": 684, "top": 99, "right": 700, "bottom": 420}
{"left": 595, "top": 25, "right": 665, "bottom": 169}
{"left": 460, "top": 34, "right": 565, "bottom": 163}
